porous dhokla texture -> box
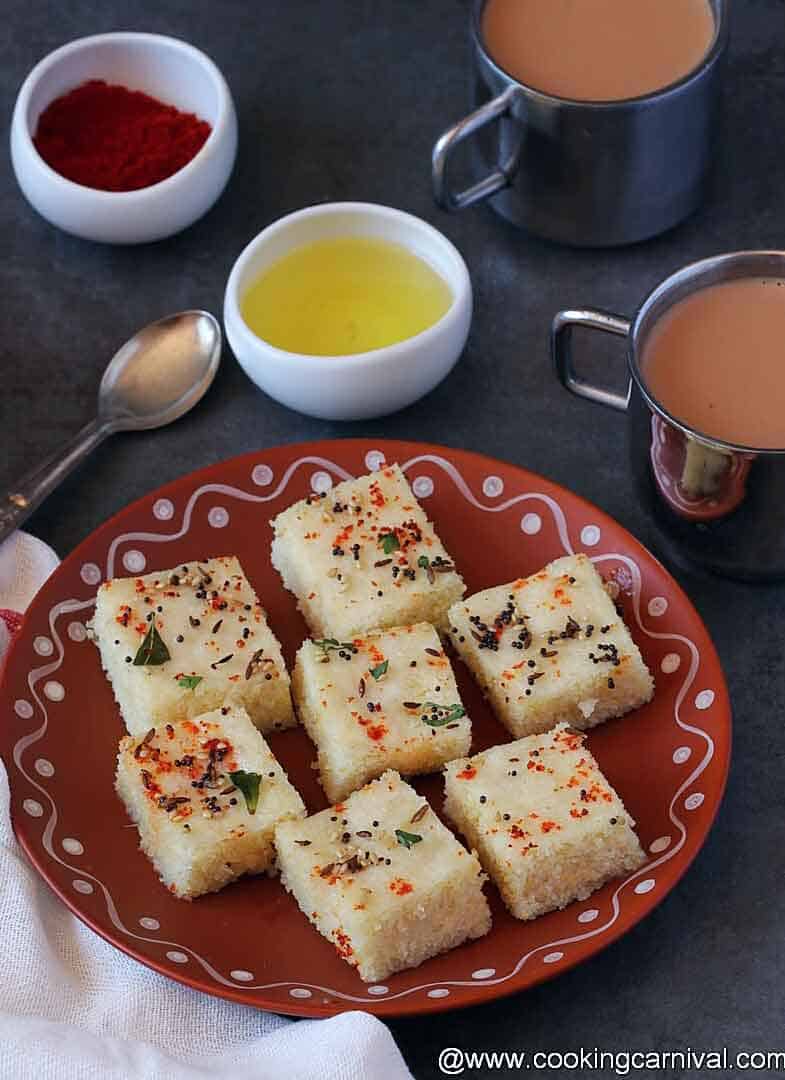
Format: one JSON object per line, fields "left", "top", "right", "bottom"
{"left": 275, "top": 770, "right": 491, "bottom": 982}
{"left": 447, "top": 553, "right": 653, "bottom": 738}
{"left": 116, "top": 705, "right": 305, "bottom": 899}
{"left": 293, "top": 623, "right": 471, "bottom": 802}
{"left": 270, "top": 464, "right": 465, "bottom": 639}
{"left": 444, "top": 724, "right": 646, "bottom": 920}
{"left": 90, "top": 556, "right": 294, "bottom": 737}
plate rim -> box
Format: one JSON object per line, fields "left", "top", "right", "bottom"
{"left": 0, "top": 438, "right": 732, "bottom": 1018}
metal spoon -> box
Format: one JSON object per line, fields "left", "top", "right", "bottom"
{"left": 0, "top": 310, "right": 221, "bottom": 545}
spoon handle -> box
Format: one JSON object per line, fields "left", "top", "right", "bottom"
{"left": 0, "top": 418, "right": 110, "bottom": 546}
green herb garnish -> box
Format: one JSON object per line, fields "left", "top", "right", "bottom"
{"left": 369, "top": 660, "right": 389, "bottom": 680}
{"left": 395, "top": 828, "right": 422, "bottom": 849}
{"left": 421, "top": 703, "right": 466, "bottom": 727}
{"left": 417, "top": 555, "right": 430, "bottom": 569}
{"left": 229, "top": 770, "right": 262, "bottom": 814}
{"left": 177, "top": 674, "right": 203, "bottom": 690}
{"left": 380, "top": 532, "right": 400, "bottom": 555}
{"left": 133, "top": 623, "right": 171, "bottom": 666}
{"left": 314, "top": 638, "right": 358, "bottom": 658}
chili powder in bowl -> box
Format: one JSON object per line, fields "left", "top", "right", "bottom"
{"left": 10, "top": 32, "right": 237, "bottom": 244}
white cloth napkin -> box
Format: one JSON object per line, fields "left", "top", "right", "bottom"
{"left": 0, "top": 532, "right": 412, "bottom": 1080}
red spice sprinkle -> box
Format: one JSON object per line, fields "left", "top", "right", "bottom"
{"left": 540, "top": 820, "right": 560, "bottom": 833}
{"left": 456, "top": 766, "right": 477, "bottom": 780}
{"left": 34, "top": 80, "right": 211, "bottom": 192}
{"left": 365, "top": 722, "right": 388, "bottom": 742}
{"left": 389, "top": 878, "right": 413, "bottom": 896}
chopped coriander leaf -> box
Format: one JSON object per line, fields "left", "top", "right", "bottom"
{"left": 177, "top": 674, "right": 203, "bottom": 690}
{"left": 417, "top": 555, "right": 430, "bottom": 569}
{"left": 395, "top": 828, "right": 422, "bottom": 849}
{"left": 380, "top": 532, "right": 400, "bottom": 555}
{"left": 133, "top": 623, "right": 170, "bottom": 666}
{"left": 422, "top": 703, "right": 466, "bottom": 727}
{"left": 369, "top": 660, "right": 389, "bottom": 680}
{"left": 229, "top": 770, "right": 262, "bottom": 814}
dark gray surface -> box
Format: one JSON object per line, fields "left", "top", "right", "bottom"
{"left": 2, "top": 2, "right": 784, "bottom": 1077}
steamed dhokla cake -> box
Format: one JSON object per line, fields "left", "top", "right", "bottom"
{"left": 116, "top": 705, "right": 305, "bottom": 899}
{"left": 444, "top": 724, "right": 645, "bottom": 920}
{"left": 447, "top": 553, "right": 653, "bottom": 738}
{"left": 293, "top": 623, "right": 471, "bottom": 802}
{"left": 270, "top": 464, "right": 465, "bottom": 638}
{"left": 275, "top": 770, "right": 490, "bottom": 982}
{"left": 90, "top": 556, "right": 294, "bottom": 737}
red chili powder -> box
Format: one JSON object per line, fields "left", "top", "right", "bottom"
{"left": 33, "top": 79, "right": 211, "bottom": 192}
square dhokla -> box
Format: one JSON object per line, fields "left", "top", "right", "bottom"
{"left": 275, "top": 770, "right": 491, "bottom": 982}
{"left": 270, "top": 463, "right": 465, "bottom": 638}
{"left": 293, "top": 623, "right": 471, "bottom": 802}
{"left": 90, "top": 556, "right": 294, "bottom": 737}
{"left": 116, "top": 705, "right": 305, "bottom": 899}
{"left": 447, "top": 553, "right": 654, "bottom": 738}
{"left": 444, "top": 724, "right": 645, "bottom": 920}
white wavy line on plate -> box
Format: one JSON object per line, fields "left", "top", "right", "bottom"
{"left": 10, "top": 449, "right": 718, "bottom": 1004}
{"left": 401, "top": 453, "right": 575, "bottom": 555}
{"left": 105, "top": 456, "right": 355, "bottom": 578}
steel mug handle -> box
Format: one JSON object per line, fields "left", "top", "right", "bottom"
{"left": 551, "top": 308, "right": 632, "bottom": 412}
{"left": 432, "top": 86, "right": 522, "bottom": 211}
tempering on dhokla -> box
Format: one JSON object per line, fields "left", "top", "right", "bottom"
{"left": 270, "top": 464, "right": 465, "bottom": 639}
{"left": 444, "top": 724, "right": 646, "bottom": 921}
{"left": 275, "top": 770, "right": 491, "bottom": 982}
{"left": 293, "top": 622, "right": 471, "bottom": 802}
{"left": 116, "top": 705, "right": 305, "bottom": 900}
{"left": 89, "top": 556, "right": 294, "bottom": 737}
{"left": 447, "top": 553, "right": 654, "bottom": 739}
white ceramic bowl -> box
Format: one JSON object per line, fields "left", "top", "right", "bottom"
{"left": 223, "top": 202, "right": 473, "bottom": 421}
{"left": 10, "top": 32, "right": 238, "bottom": 244}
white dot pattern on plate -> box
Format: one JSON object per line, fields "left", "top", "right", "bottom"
{"left": 166, "top": 951, "right": 188, "bottom": 964}
{"left": 44, "top": 681, "right": 65, "bottom": 702}
{"left": 310, "top": 470, "right": 333, "bottom": 494}
{"left": 427, "top": 988, "right": 450, "bottom": 998}
{"left": 412, "top": 475, "right": 434, "bottom": 498}
{"left": 685, "top": 792, "right": 705, "bottom": 811}
{"left": 80, "top": 563, "right": 101, "bottom": 586}
{"left": 252, "top": 464, "right": 274, "bottom": 487}
{"left": 33, "top": 635, "right": 53, "bottom": 656}
{"left": 67, "top": 621, "right": 87, "bottom": 643}
{"left": 673, "top": 746, "right": 692, "bottom": 764}
{"left": 208, "top": 506, "right": 229, "bottom": 528}
{"left": 23, "top": 799, "right": 43, "bottom": 818}
{"left": 649, "top": 836, "right": 671, "bottom": 854}
{"left": 365, "top": 450, "right": 385, "bottom": 472}
{"left": 543, "top": 952, "right": 564, "bottom": 964}
{"left": 580, "top": 525, "right": 601, "bottom": 547}
{"left": 122, "top": 549, "right": 146, "bottom": 573}
{"left": 695, "top": 689, "right": 715, "bottom": 710}
{"left": 634, "top": 879, "right": 656, "bottom": 895}
{"left": 647, "top": 596, "right": 668, "bottom": 617}
{"left": 578, "top": 909, "right": 599, "bottom": 924}
{"left": 289, "top": 988, "right": 312, "bottom": 999}
{"left": 62, "top": 838, "right": 84, "bottom": 856}
{"left": 139, "top": 917, "right": 160, "bottom": 931}
{"left": 367, "top": 985, "right": 389, "bottom": 995}
{"left": 661, "top": 653, "right": 681, "bottom": 674}
{"left": 34, "top": 758, "right": 54, "bottom": 778}
{"left": 471, "top": 968, "right": 496, "bottom": 980}
{"left": 231, "top": 970, "right": 254, "bottom": 982}
{"left": 153, "top": 498, "right": 174, "bottom": 520}
{"left": 482, "top": 475, "right": 504, "bottom": 498}
{"left": 73, "top": 879, "right": 93, "bottom": 895}
{"left": 14, "top": 700, "right": 33, "bottom": 719}
{"left": 520, "top": 512, "right": 542, "bottom": 535}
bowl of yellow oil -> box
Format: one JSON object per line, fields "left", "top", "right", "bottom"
{"left": 223, "top": 202, "right": 472, "bottom": 420}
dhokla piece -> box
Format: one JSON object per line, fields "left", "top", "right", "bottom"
{"left": 116, "top": 705, "right": 305, "bottom": 899}
{"left": 275, "top": 770, "right": 491, "bottom": 982}
{"left": 444, "top": 724, "right": 646, "bottom": 921}
{"left": 447, "top": 553, "right": 654, "bottom": 738}
{"left": 270, "top": 463, "right": 465, "bottom": 639}
{"left": 293, "top": 623, "right": 471, "bottom": 802}
{"left": 90, "top": 556, "right": 294, "bottom": 737}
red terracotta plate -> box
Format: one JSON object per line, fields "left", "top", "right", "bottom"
{"left": 0, "top": 440, "right": 731, "bottom": 1018}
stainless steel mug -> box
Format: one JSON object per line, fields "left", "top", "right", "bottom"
{"left": 552, "top": 251, "right": 785, "bottom": 581}
{"left": 432, "top": 0, "right": 728, "bottom": 246}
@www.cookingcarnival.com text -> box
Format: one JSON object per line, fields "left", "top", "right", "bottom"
{"left": 437, "top": 1047, "right": 785, "bottom": 1075}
